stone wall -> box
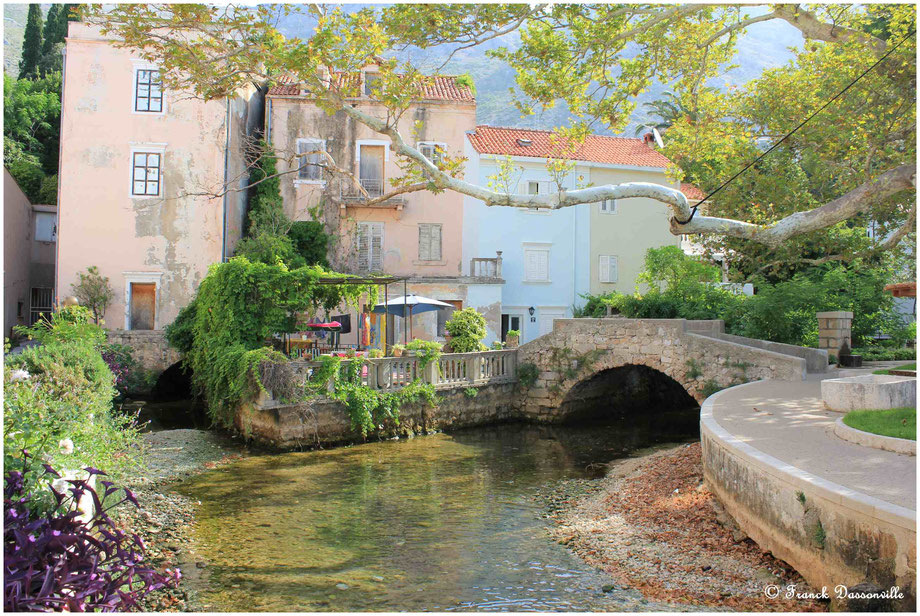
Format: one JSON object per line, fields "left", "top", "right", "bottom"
{"left": 701, "top": 385, "right": 916, "bottom": 610}
{"left": 236, "top": 382, "right": 518, "bottom": 449}
{"left": 107, "top": 330, "right": 180, "bottom": 375}
{"left": 696, "top": 331, "right": 829, "bottom": 373}
{"left": 516, "top": 318, "right": 807, "bottom": 423}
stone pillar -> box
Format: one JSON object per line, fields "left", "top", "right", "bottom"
{"left": 817, "top": 311, "right": 853, "bottom": 355}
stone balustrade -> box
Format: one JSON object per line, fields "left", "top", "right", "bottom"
{"left": 286, "top": 349, "right": 518, "bottom": 397}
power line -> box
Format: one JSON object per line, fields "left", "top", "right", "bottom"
{"left": 675, "top": 27, "right": 915, "bottom": 225}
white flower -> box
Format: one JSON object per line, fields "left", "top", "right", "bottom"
{"left": 59, "top": 438, "right": 75, "bottom": 456}
{"left": 9, "top": 369, "right": 30, "bottom": 382}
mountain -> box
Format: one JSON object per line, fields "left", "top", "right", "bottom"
{"left": 3, "top": 3, "right": 51, "bottom": 75}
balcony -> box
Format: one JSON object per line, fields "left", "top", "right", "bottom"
{"left": 470, "top": 251, "right": 503, "bottom": 280}
{"left": 339, "top": 178, "right": 407, "bottom": 210}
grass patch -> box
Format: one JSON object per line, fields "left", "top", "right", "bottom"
{"left": 842, "top": 407, "right": 916, "bottom": 441}
{"left": 872, "top": 362, "right": 916, "bottom": 375}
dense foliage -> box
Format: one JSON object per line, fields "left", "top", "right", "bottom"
{"left": 302, "top": 356, "right": 436, "bottom": 437}
{"left": 444, "top": 308, "right": 488, "bottom": 352}
{"left": 168, "top": 257, "right": 378, "bottom": 427}
{"left": 581, "top": 247, "right": 913, "bottom": 349}
{"left": 5, "top": 307, "right": 141, "bottom": 507}
{"left": 101, "top": 343, "right": 154, "bottom": 397}
{"left": 4, "top": 455, "right": 180, "bottom": 612}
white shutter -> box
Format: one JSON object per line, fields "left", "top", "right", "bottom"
{"left": 357, "top": 224, "right": 370, "bottom": 271}
{"left": 599, "top": 255, "right": 609, "bottom": 283}
{"left": 600, "top": 199, "right": 617, "bottom": 214}
{"left": 431, "top": 224, "right": 441, "bottom": 260}
{"left": 525, "top": 247, "right": 549, "bottom": 282}
{"left": 537, "top": 250, "right": 549, "bottom": 281}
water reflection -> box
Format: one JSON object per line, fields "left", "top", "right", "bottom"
{"left": 177, "top": 409, "right": 698, "bottom": 611}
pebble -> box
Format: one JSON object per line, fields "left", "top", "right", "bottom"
{"left": 335, "top": 583, "right": 349, "bottom": 590}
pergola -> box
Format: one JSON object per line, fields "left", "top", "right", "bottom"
{"left": 884, "top": 282, "right": 917, "bottom": 298}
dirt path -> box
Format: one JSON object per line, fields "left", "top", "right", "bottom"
{"left": 543, "top": 442, "right": 828, "bottom": 612}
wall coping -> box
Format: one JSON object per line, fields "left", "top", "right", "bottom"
{"left": 701, "top": 380, "right": 916, "bottom": 533}
{"left": 816, "top": 311, "right": 853, "bottom": 319}
{"left": 833, "top": 417, "right": 916, "bottom": 456}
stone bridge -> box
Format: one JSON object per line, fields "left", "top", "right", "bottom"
{"left": 516, "top": 318, "right": 827, "bottom": 422}
{"left": 106, "top": 330, "right": 180, "bottom": 375}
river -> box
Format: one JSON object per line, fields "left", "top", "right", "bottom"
{"left": 175, "top": 410, "right": 698, "bottom": 611}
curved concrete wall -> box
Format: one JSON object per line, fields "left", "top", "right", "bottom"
{"left": 701, "top": 382, "right": 916, "bottom": 610}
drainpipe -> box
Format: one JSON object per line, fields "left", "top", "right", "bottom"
{"left": 221, "top": 97, "right": 231, "bottom": 262}
{"left": 53, "top": 44, "right": 67, "bottom": 306}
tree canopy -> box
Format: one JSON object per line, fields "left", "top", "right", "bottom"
{"left": 84, "top": 4, "right": 915, "bottom": 262}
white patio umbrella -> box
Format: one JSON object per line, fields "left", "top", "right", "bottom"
{"left": 372, "top": 294, "right": 454, "bottom": 344}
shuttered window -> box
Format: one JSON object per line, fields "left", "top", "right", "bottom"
{"left": 599, "top": 255, "right": 618, "bottom": 283}
{"left": 418, "top": 142, "right": 445, "bottom": 165}
{"left": 523, "top": 246, "right": 550, "bottom": 282}
{"left": 524, "top": 180, "right": 553, "bottom": 195}
{"left": 297, "top": 139, "right": 325, "bottom": 181}
{"left": 418, "top": 223, "right": 442, "bottom": 261}
{"left": 599, "top": 199, "right": 617, "bottom": 214}
{"left": 357, "top": 222, "right": 384, "bottom": 272}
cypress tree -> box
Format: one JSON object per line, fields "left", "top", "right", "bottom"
{"left": 19, "top": 4, "right": 44, "bottom": 80}
{"left": 40, "top": 5, "right": 61, "bottom": 56}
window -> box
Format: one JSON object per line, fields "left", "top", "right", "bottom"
{"left": 599, "top": 199, "right": 617, "bottom": 214}
{"left": 418, "top": 223, "right": 442, "bottom": 261}
{"left": 501, "top": 314, "right": 522, "bottom": 342}
{"left": 418, "top": 142, "right": 446, "bottom": 166}
{"left": 525, "top": 180, "right": 553, "bottom": 195}
{"left": 131, "top": 152, "right": 161, "bottom": 196}
{"left": 357, "top": 222, "right": 384, "bottom": 272}
{"left": 364, "top": 72, "right": 380, "bottom": 96}
{"left": 34, "top": 212, "right": 56, "bottom": 242}
{"left": 297, "top": 139, "right": 325, "bottom": 182}
{"left": 599, "top": 255, "right": 618, "bottom": 283}
{"left": 523, "top": 245, "right": 550, "bottom": 282}
{"left": 134, "top": 68, "right": 163, "bottom": 113}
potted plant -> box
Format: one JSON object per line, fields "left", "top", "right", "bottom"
{"left": 391, "top": 343, "right": 405, "bottom": 357}
{"left": 444, "top": 308, "right": 488, "bottom": 353}
{"left": 505, "top": 329, "right": 521, "bottom": 349}
{"left": 368, "top": 348, "right": 384, "bottom": 359}
{"left": 491, "top": 341, "right": 504, "bottom": 350}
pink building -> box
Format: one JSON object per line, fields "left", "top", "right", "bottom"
{"left": 55, "top": 23, "right": 260, "bottom": 331}
{"left": 266, "top": 68, "right": 504, "bottom": 346}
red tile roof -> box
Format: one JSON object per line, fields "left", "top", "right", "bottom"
{"left": 466, "top": 125, "right": 674, "bottom": 168}
{"left": 681, "top": 182, "right": 706, "bottom": 200}
{"left": 267, "top": 73, "right": 474, "bottom": 103}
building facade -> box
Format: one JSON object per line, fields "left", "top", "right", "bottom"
{"left": 265, "top": 68, "right": 504, "bottom": 347}
{"left": 4, "top": 169, "right": 57, "bottom": 337}
{"left": 463, "top": 126, "right": 684, "bottom": 344}
{"left": 55, "top": 23, "right": 261, "bottom": 331}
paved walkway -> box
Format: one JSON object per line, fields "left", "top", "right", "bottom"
{"left": 709, "top": 366, "right": 916, "bottom": 510}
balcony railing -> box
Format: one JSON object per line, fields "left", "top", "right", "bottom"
{"left": 470, "top": 251, "right": 503, "bottom": 279}
{"left": 339, "top": 178, "right": 406, "bottom": 206}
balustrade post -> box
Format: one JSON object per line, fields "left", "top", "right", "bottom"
{"left": 424, "top": 359, "right": 439, "bottom": 385}
{"left": 367, "top": 359, "right": 379, "bottom": 389}
{"left": 466, "top": 354, "right": 480, "bottom": 384}
{"left": 495, "top": 251, "right": 503, "bottom": 278}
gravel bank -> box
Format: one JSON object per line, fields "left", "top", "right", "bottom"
{"left": 542, "top": 442, "right": 828, "bottom": 612}
{"left": 113, "top": 429, "right": 249, "bottom": 611}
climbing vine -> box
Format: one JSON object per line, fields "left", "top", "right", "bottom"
{"left": 168, "top": 257, "right": 379, "bottom": 427}
{"left": 299, "top": 356, "right": 437, "bottom": 437}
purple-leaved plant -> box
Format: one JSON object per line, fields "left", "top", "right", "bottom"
{"left": 4, "top": 452, "right": 180, "bottom": 611}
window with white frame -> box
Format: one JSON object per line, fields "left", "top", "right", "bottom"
{"left": 131, "top": 151, "right": 162, "bottom": 196}
{"left": 599, "top": 255, "right": 618, "bottom": 283}
{"left": 297, "top": 139, "right": 326, "bottom": 182}
{"left": 418, "top": 223, "right": 442, "bottom": 261}
{"left": 364, "top": 71, "right": 380, "bottom": 96}
{"left": 418, "top": 142, "right": 446, "bottom": 166}
{"left": 134, "top": 68, "right": 163, "bottom": 113}
{"left": 599, "top": 199, "right": 617, "bottom": 214}
{"left": 525, "top": 180, "right": 554, "bottom": 195}
{"left": 34, "top": 212, "right": 56, "bottom": 242}
{"left": 523, "top": 244, "right": 550, "bottom": 282}
{"left": 356, "top": 222, "right": 384, "bottom": 272}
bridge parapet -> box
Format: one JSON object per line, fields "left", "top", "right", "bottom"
{"left": 106, "top": 329, "right": 180, "bottom": 375}
{"left": 517, "top": 318, "right": 808, "bottom": 422}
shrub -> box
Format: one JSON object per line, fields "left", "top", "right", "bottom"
{"left": 517, "top": 362, "right": 539, "bottom": 388}
{"left": 70, "top": 266, "right": 114, "bottom": 325}
{"left": 101, "top": 343, "right": 152, "bottom": 396}
{"left": 288, "top": 221, "right": 329, "bottom": 267}
{"left": 444, "top": 308, "right": 487, "bottom": 352}
{"left": 5, "top": 308, "right": 139, "bottom": 506}
{"left": 3, "top": 455, "right": 180, "bottom": 611}
{"left": 405, "top": 339, "right": 442, "bottom": 369}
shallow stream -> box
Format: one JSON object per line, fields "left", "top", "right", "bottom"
{"left": 175, "top": 411, "right": 698, "bottom": 611}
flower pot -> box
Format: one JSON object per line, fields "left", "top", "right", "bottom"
{"left": 391, "top": 348, "right": 404, "bottom": 357}
{"left": 506, "top": 336, "right": 520, "bottom": 349}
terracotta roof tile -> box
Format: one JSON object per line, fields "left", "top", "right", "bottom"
{"left": 466, "top": 125, "right": 674, "bottom": 168}
{"left": 267, "top": 73, "right": 474, "bottom": 103}
{"left": 681, "top": 182, "right": 706, "bottom": 200}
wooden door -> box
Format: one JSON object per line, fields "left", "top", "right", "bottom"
{"left": 130, "top": 283, "right": 156, "bottom": 330}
